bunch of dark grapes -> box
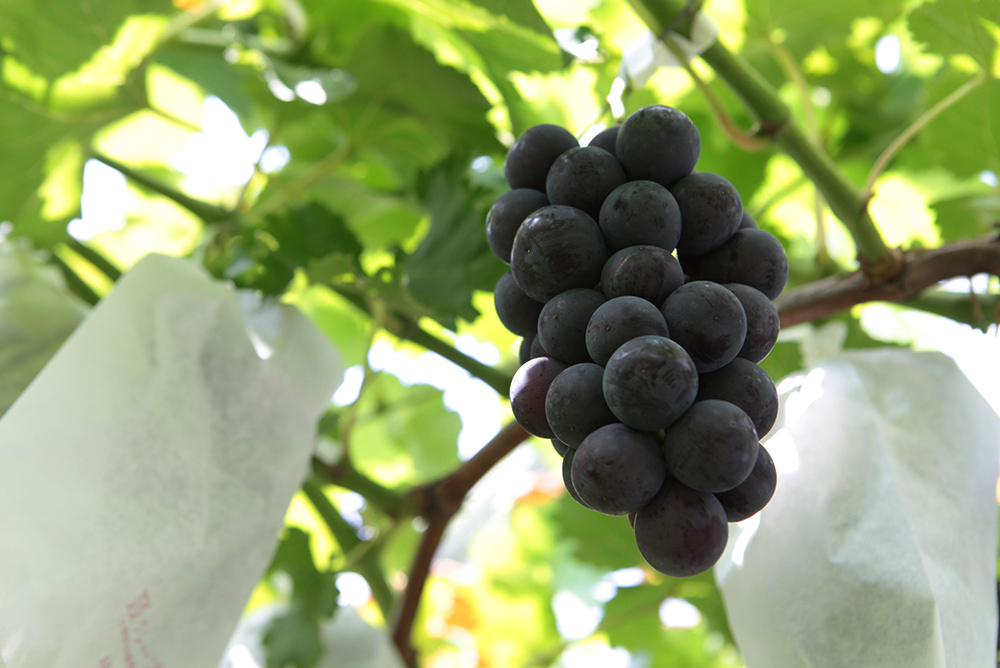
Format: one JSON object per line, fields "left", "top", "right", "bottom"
{"left": 488, "top": 105, "right": 787, "bottom": 578}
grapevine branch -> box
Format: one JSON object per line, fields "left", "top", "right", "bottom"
{"left": 775, "top": 233, "right": 1000, "bottom": 327}
{"left": 391, "top": 420, "right": 530, "bottom": 667}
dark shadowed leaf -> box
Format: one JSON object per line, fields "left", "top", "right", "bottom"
{"left": 406, "top": 158, "right": 507, "bottom": 326}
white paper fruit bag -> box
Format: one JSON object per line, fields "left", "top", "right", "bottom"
{"left": 0, "top": 254, "right": 343, "bottom": 668}
{"left": 716, "top": 349, "right": 1000, "bottom": 667}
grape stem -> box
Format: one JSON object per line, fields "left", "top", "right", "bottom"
{"left": 775, "top": 233, "right": 1000, "bottom": 327}
{"left": 624, "top": 0, "right": 903, "bottom": 280}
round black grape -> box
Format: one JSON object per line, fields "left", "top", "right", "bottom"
{"left": 724, "top": 283, "right": 780, "bottom": 363}
{"left": 494, "top": 271, "right": 544, "bottom": 337}
{"left": 510, "top": 205, "right": 608, "bottom": 303}
{"left": 662, "top": 399, "right": 759, "bottom": 493}
{"left": 633, "top": 476, "right": 729, "bottom": 577}
{"left": 571, "top": 423, "right": 667, "bottom": 515}
{"left": 537, "top": 288, "right": 606, "bottom": 364}
{"left": 546, "top": 146, "right": 627, "bottom": 221}
{"left": 600, "top": 245, "right": 684, "bottom": 305}
{"left": 671, "top": 172, "right": 743, "bottom": 256}
{"left": 599, "top": 180, "right": 682, "bottom": 253}
{"left": 695, "top": 228, "right": 789, "bottom": 300}
{"left": 519, "top": 335, "right": 535, "bottom": 365}
{"left": 696, "top": 357, "right": 779, "bottom": 437}
{"left": 545, "top": 363, "right": 617, "bottom": 447}
{"left": 585, "top": 296, "right": 669, "bottom": 366}
{"left": 562, "top": 447, "right": 591, "bottom": 508}
{"left": 530, "top": 335, "right": 549, "bottom": 360}
{"left": 504, "top": 124, "right": 579, "bottom": 191}
{"left": 587, "top": 124, "right": 621, "bottom": 155}
{"left": 486, "top": 188, "right": 550, "bottom": 263}
{"left": 603, "top": 335, "right": 698, "bottom": 431}
{"left": 551, "top": 437, "right": 570, "bottom": 457}
{"left": 660, "top": 281, "right": 747, "bottom": 373}
{"left": 738, "top": 210, "right": 757, "bottom": 230}
{"left": 715, "top": 445, "right": 777, "bottom": 522}
{"left": 509, "top": 356, "right": 568, "bottom": 438}
{"left": 616, "top": 105, "right": 700, "bottom": 187}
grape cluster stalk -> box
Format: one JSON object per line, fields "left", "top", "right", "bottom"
{"left": 488, "top": 105, "right": 787, "bottom": 577}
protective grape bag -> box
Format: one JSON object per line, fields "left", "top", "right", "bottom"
{"left": 0, "top": 254, "right": 344, "bottom": 668}
{"left": 715, "top": 349, "right": 1000, "bottom": 667}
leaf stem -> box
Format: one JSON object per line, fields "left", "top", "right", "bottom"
{"left": 50, "top": 252, "right": 101, "bottom": 306}
{"left": 311, "top": 457, "right": 416, "bottom": 519}
{"left": 329, "top": 286, "right": 515, "bottom": 397}
{"left": 66, "top": 238, "right": 122, "bottom": 282}
{"left": 390, "top": 318, "right": 514, "bottom": 397}
{"left": 90, "top": 151, "right": 232, "bottom": 223}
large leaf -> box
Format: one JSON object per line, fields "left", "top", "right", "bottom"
{"left": 0, "top": 0, "right": 172, "bottom": 80}
{"left": 918, "top": 74, "right": 1000, "bottom": 177}
{"left": 350, "top": 373, "right": 463, "bottom": 486}
{"left": 0, "top": 93, "right": 91, "bottom": 244}
{"left": 336, "top": 25, "right": 502, "bottom": 155}
{"left": 930, "top": 191, "right": 1000, "bottom": 243}
{"left": 263, "top": 527, "right": 340, "bottom": 668}
{"left": 266, "top": 202, "right": 364, "bottom": 269}
{"left": 467, "top": 0, "right": 555, "bottom": 37}
{"left": 601, "top": 580, "right": 738, "bottom": 667}
{"left": 405, "top": 157, "right": 507, "bottom": 326}
{"left": 0, "top": 15, "right": 163, "bottom": 243}
{"left": 549, "top": 493, "right": 642, "bottom": 571}
{"left": 743, "top": 0, "right": 907, "bottom": 57}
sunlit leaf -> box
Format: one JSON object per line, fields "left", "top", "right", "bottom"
{"left": 0, "top": 0, "right": 171, "bottom": 80}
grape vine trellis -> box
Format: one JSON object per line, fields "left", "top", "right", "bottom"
{"left": 2, "top": 0, "right": 999, "bottom": 665}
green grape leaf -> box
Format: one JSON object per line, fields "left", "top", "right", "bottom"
{"left": 908, "top": 0, "right": 1000, "bottom": 69}
{"left": 758, "top": 340, "right": 804, "bottom": 384}
{"left": 286, "top": 285, "right": 371, "bottom": 369}
{"left": 350, "top": 374, "right": 462, "bottom": 487}
{"left": 743, "top": 0, "right": 907, "bottom": 57}
{"left": 155, "top": 45, "right": 260, "bottom": 129}
{"left": 918, "top": 74, "right": 1000, "bottom": 177}
{"left": 266, "top": 202, "right": 364, "bottom": 268}
{"left": 0, "top": 93, "right": 87, "bottom": 244}
{"left": 601, "top": 577, "right": 736, "bottom": 666}
{"left": 549, "top": 493, "right": 642, "bottom": 571}
{"left": 0, "top": 0, "right": 171, "bottom": 80}
{"left": 263, "top": 610, "right": 327, "bottom": 668}
{"left": 263, "top": 526, "right": 341, "bottom": 668}
{"left": 930, "top": 191, "right": 1000, "bottom": 242}
{"left": 405, "top": 157, "right": 507, "bottom": 327}
{"left": 466, "top": 0, "right": 555, "bottom": 38}
{"left": 340, "top": 25, "right": 501, "bottom": 155}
